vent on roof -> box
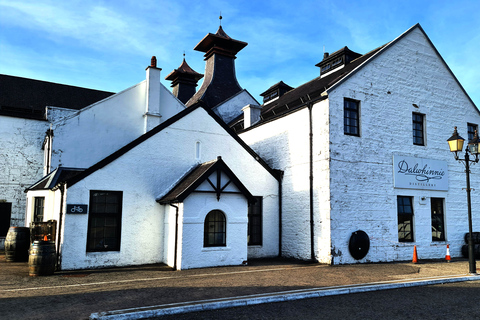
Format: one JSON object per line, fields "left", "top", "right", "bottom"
{"left": 260, "top": 81, "right": 294, "bottom": 104}
{"left": 315, "top": 46, "right": 362, "bottom": 77}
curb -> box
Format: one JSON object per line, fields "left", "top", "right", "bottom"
{"left": 90, "top": 274, "right": 480, "bottom": 319}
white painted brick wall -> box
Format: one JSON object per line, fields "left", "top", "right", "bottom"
{"left": 326, "top": 26, "right": 480, "bottom": 264}
{"left": 0, "top": 116, "right": 48, "bottom": 228}
{"left": 241, "top": 26, "right": 480, "bottom": 265}
{"left": 240, "top": 109, "right": 313, "bottom": 260}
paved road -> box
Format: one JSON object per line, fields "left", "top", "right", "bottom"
{"left": 156, "top": 281, "right": 480, "bottom": 320}
{"left": 1, "top": 255, "right": 478, "bottom": 320}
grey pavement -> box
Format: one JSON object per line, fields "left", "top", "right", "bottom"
{"left": 1, "top": 252, "right": 479, "bottom": 320}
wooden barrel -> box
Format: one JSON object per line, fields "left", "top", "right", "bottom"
{"left": 5, "top": 227, "right": 30, "bottom": 262}
{"left": 28, "top": 240, "right": 56, "bottom": 276}
{"left": 464, "top": 232, "right": 480, "bottom": 244}
{"left": 461, "top": 244, "right": 480, "bottom": 259}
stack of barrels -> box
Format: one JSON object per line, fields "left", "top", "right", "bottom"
{"left": 4, "top": 226, "right": 56, "bottom": 276}
{"left": 461, "top": 232, "right": 480, "bottom": 258}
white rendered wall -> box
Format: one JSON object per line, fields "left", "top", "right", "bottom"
{"left": 178, "top": 193, "right": 248, "bottom": 270}
{"left": 60, "top": 107, "right": 279, "bottom": 270}
{"left": 311, "top": 100, "right": 333, "bottom": 263}
{"left": 50, "top": 82, "right": 147, "bottom": 169}
{"left": 326, "top": 26, "right": 480, "bottom": 264}
{"left": 0, "top": 116, "right": 48, "bottom": 228}
{"left": 51, "top": 80, "right": 184, "bottom": 170}
{"left": 240, "top": 109, "right": 313, "bottom": 260}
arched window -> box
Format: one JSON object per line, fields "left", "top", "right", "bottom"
{"left": 204, "top": 210, "right": 226, "bottom": 247}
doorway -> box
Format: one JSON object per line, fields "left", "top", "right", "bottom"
{"left": 0, "top": 202, "right": 12, "bottom": 237}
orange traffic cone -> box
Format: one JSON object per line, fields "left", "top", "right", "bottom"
{"left": 412, "top": 245, "right": 418, "bottom": 264}
{"left": 43, "top": 235, "right": 48, "bottom": 241}
{"left": 445, "top": 244, "right": 451, "bottom": 262}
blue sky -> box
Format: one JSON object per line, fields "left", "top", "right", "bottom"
{"left": 1, "top": 0, "right": 480, "bottom": 108}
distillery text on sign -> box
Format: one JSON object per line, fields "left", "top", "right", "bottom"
{"left": 393, "top": 155, "right": 448, "bottom": 191}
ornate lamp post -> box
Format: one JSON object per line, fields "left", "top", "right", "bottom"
{"left": 447, "top": 127, "right": 480, "bottom": 274}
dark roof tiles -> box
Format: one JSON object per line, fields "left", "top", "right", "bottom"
{"left": 0, "top": 74, "right": 114, "bottom": 120}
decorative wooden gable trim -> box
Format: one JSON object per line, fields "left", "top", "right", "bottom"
{"left": 157, "top": 156, "right": 254, "bottom": 204}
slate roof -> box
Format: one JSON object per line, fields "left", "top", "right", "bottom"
{"left": 232, "top": 23, "right": 480, "bottom": 132}
{"left": 230, "top": 44, "right": 387, "bottom": 132}
{"left": 186, "top": 26, "right": 247, "bottom": 109}
{"left": 158, "top": 156, "right": 254, "bottom": 204}
{"left": 26, "top": 167, "right": 85, "bottom": 191}
{"left": 0, "top": 74, "right": 114, "bottom": 120}
{"left": 260, "top": 81, "right": 294, "bottom": 98}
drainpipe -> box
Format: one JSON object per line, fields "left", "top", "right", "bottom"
{"left": 275, "top": 170, "right": 284, "bottom": 257}
{"left": 308, "top": 101, "right": 316, "bottom": 262}
{"left": 45, "top": 128, "right": 53, "bottom": 175}
{"left": 56, "top": 183, "right": 66, "bottom": 270}
{"left": 169, "top": 204, "right": 179, "bottom": 270}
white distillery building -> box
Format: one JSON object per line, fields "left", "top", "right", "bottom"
{"left": 2, "top": 23, "right": 480, "bottom": 269}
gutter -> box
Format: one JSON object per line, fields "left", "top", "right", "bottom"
{"left": 308, "top": 101, "right": 316, "bottom": 262}
{"left": 273, "top": 170, "right": 284, "bottom": 257}
{"left": 56, "top": 182, "right": 66, "bottom": 270}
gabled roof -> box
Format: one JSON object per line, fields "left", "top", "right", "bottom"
{"left": 26, "top": 167, "right": 85, "bottom": 191}
{"left": 0, "top": 74, "right": 114, "bottom": 120}
{"left": 260, "top": 81, "right": 294, "bottom": 98}
{"left": 231, "top": 23, "right": 480, "bottom": 133}
{"left": 157, "top": 156, "right": 254, "bottom": 204}
{"left": 64, "top": 101, "right": 281, "bottom": 189}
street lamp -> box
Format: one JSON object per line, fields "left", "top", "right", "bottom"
{"left": 447, "top": 127, "right": 480, "bottom": 274}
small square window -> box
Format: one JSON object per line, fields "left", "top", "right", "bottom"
{"left": 344, "top": 99, "right": 360, "bottom": 136}
{"left": 412, "top": 113, "right": 425, "bottom": 146}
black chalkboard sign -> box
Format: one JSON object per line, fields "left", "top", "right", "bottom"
{"left": 66, "top": 204, "right": 88, "bottom": 214}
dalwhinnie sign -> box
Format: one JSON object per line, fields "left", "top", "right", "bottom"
{"left": 393, "top": 155, "right": 449, "bottom": 191}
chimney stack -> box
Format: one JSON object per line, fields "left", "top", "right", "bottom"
{"left": 242, "top": 104, "right": 262, "bottom": 129}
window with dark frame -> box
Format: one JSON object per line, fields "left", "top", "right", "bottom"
{"left": 344, "top": 98, "right": 360, "bottom": 136}
{"left": 398, "top": 196, "right": 414, "bottom": 242}
{"left": 468, "top": 123, "right": 478, "bottom": 142}
{"left": 248, "top": 197, "right": 263, "bottom": 246}
{"left": 431, "top": 198, "right": 445, "bottom": 242}
{"left": 87, "top": 191, "right": 122, "bottom": 252}
{"left": 412, "top": 113, "right": 425, "bottom": 145}
{"left": 33, "top": 197, "right": 45, "bottom": 222}
{"left": 204, "top": 210, "right": 226, "bottom": 247}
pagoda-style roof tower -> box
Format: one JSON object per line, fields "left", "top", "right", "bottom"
{"left": 186, "top": 25, "right": 248, "bottom": 108}
{"left": 165, "top": 57, "right": 203, "bottom": 104}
